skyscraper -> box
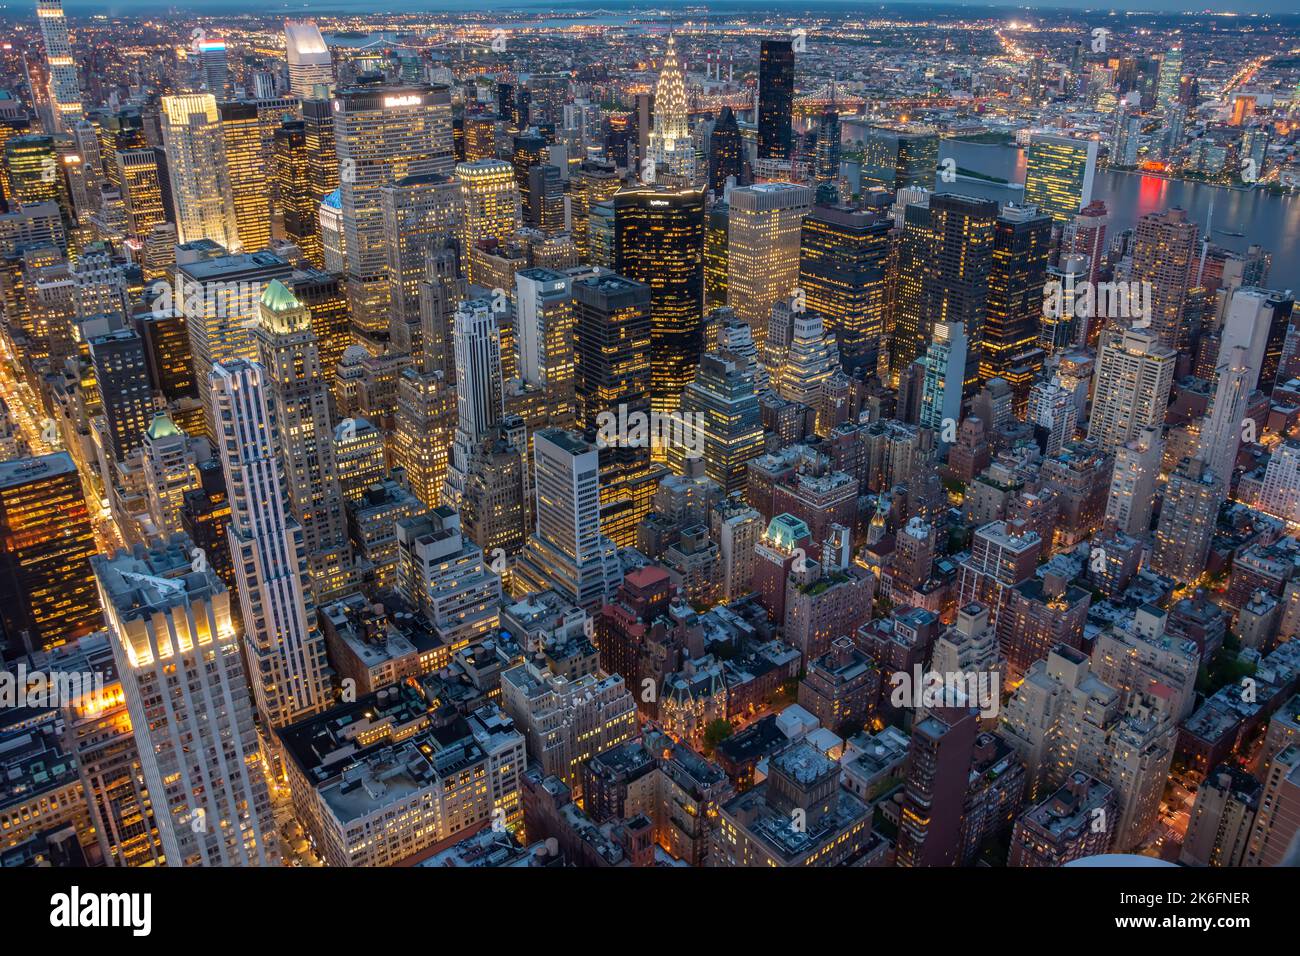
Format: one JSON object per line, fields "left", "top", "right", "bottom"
{"left": 573, "top": 273, "right": 661, "bottom": 547}
{"left": 94, "top": 538, "right": 278, "bottom": 868}
{"left": 919, "top": 193, "right": 998, "bottom": 394}
{"left": 273, "top": 118, "right": 320, "bottom": 265}
{"left": 515, "top": 267, "right": 577, "bottom": 427}
{"left": 456, "top": 159, "right": 522, "bottom": 285}
{"left": 445, "top": 298, "right": 505, "bottom": 506}
{"left": 0, "top": 453, "right": 101, "bottom": 656}
{"left": 1105, "top": 425, "right": 1163, "bottom": 536}
{"left": 983, "top": 204, "right": 1052, "bottom": 402}
{"left": 382, "top": 172, "right": 460, "bottom": 342}
{"left": 178, "top": 249, "right": 292, "bottom": 438}
{"left": 727, "top": 182, "right": 814, "bottom": 355}
{"left": 394, "top": 368, "right": 456, "bottom": 511}
{"left": 570, "top": 159, "right": 622, "bottom": 263}
{"left": 285, "top": 20, "right": 334, "bottom": 97}
{"left": 253, "top": 280, "right": 353, "bottom": 602}
{"left": 1131, "top": 207, "right": 1198, "bottom": 351}
{"left": 333, "top": 83, "right": 454, "bottom": 348}
{"left": 210, "top": 358, "right": 332, "bottom": 728}
{"left": 613, "top": 184, "right": 706, "bottom": 419}
{"left": 1151, "top": 457, "right": 1223, "bottom": 585}
{"left": 708, "top": 106, "right": 742, "bottom": 195}
{"left": 859, "top": 128, "right": 938, "bottom": 191}
{"left": 114, "top": 148, "right": 167, "bottom": 240}
{"left": 1156, "top": 47, "right": 1183, "bottom": 113}
{"left": 88, "top": 326, "right": 153, "bottom": 462}
{"left": 91, "top": 538, "right": 276, "bottom": 868}
{"left": 514, "top": 429, "right": 624, "bottom": 609}
{"left": 814, "top": 108, "right": 841, "bottom": 202}
{"left": 1199, "top": 345, "right": 1252, "bottom": 483}
{"left": 669, "top": 351, "right": 764, "bottom": 495}
{"left": 648, "top": 35, "right": 695, "bottom": 182}
{"left": 896, "top": 706, "right": 978, "bottom": 867}
{"left": 1256, "top": 438, "right": 1300, "bottom": 533}
{"left": 36, "top": 0, "right": 82, "bottom": 132}
{"left": 1023, "top": 133, "right": 1097, "bottom": 224}
{"left": 94, "top": 539, "right": 277, "bottom": 867}
{"left": 198, "top": 37, "right": 230, "bottom": 96}
{"left": 757, "top": 39, "right": 794, "bottom": 161}
{"left": 919, "top": 321, "right": 968, "bottom": 444}
{"left": 218, "top": 100, "right": 271, "bottom": 253}
{"left": 1087, "top": 327, "right": 1176, "bottom": 453}
{"left": 161, "top": 93, "right": 239, "bottom": 249}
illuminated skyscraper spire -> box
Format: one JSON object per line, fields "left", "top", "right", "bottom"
{"left": 654, "top": 35, "right": 689, "bottom": 140}
{"left": 649, "top": 35, "right": 694, "bottom": 181}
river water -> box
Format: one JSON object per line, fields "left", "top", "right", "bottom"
{"left": 1091, "top": 168, "right": 1300, "bottom": 292}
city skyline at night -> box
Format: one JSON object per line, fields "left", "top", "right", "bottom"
{"left": 0, "top": 0, "right": 1295, "bottom": 936}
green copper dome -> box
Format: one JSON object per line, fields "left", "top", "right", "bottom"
{"left": 260, "top": 278, "right": 302, "bottom": 312}
{"left": 145, "top": 412, "right": 181, "bottom": 440}
{"left": 765, "top": 513, "right": 810, "bottom": 551}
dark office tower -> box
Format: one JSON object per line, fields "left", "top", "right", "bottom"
{"left": 89, "top": 327, "right": 154, "bottom": 461}
{"left": 605, "top": 111, "right": 633, "bottom": 168}
{"left": 571, "top": 160, "right": 621, "bottom": 263}
{"left": 514, "top": 87, "right": 531, "bottom": 130}
{"left": 669, "top": 352, "right": 764, "bottom": 495}
{"left": 0, "top": 454, "right": 101, "bottom": 657}
{"left": 1258, "top": 294, "right": 1295, "bottom": 395}
{"left": 135, "top": 310, "right": 197, "bottom": 402}
{"left": 6, "top": 135, "right": 63, "bottom": 207}
{"left": 452, "top": 115, "right": 465, "bottom": 162}
{"left": 983, "top": 204, "right": 1052, "bottom": 405}
{"left": 758, "top": 39, "right": 794, "bottom": 161}
{"left": 101, "top": 108, "right": 147, "bottom": 162}
{"left": 180, "top": 458, "right": 235, "bottom": 595}
{"left": 614, "top": 185, "right": 706, "bottom": 420}
{"left": 799, "top": 204, "right": 891, "bottom": 375}
{"left": 705, "top": 203, "right": 729, "bottom": 310}
{"left": 635, "top": 92, "right": 654, "bottom": 165}
{"left": 891, "top": 201, "right": 932, "bottom": 378}
{"left": 527, "top": 164, "right": 564, "bottom": 234}
{"left": 152, "top": 146, "right": 176, "bottom": 222}
{"left": 814, "top": 109, "right": 841, "bottom": 202}
{"left": 709, "top": 106, "right": 742, "bottom": 195}
{"left": 860, "top": 128, "right": 939, "bottom": 192}
{"left": 292, "top": 269, "right": 352, "bottom": 388}
{"left": 896, "top": 706, "right": 978, "bottom": 867}
{"left": 496, "top": 82, "right": 514, "bottom": 123}
{"left": 0, "top": 115, "right": 32, "bottom": 209}
{"left": 922, "top": 193, "right": 998, "bottom": 395}
{"left": 274, "top": 118, "right": 321, "bottom": 267}
{"left": 301, "top": 97, "right": 338, "bottom": 208}
{"left": 512, "top": 130, "right": 547, "bottom": 195}
{"left": 574, "top": 273, "right": 660, "bottom": 545}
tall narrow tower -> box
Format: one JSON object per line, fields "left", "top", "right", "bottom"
{"left": 253, "top": 280, "right": 353, "bottom": 602}
{"left": 210, "top": 358, "right": 332, "bottom": 729}
{"left": 36, "top": 0, "right": 82, "bottom": 132}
